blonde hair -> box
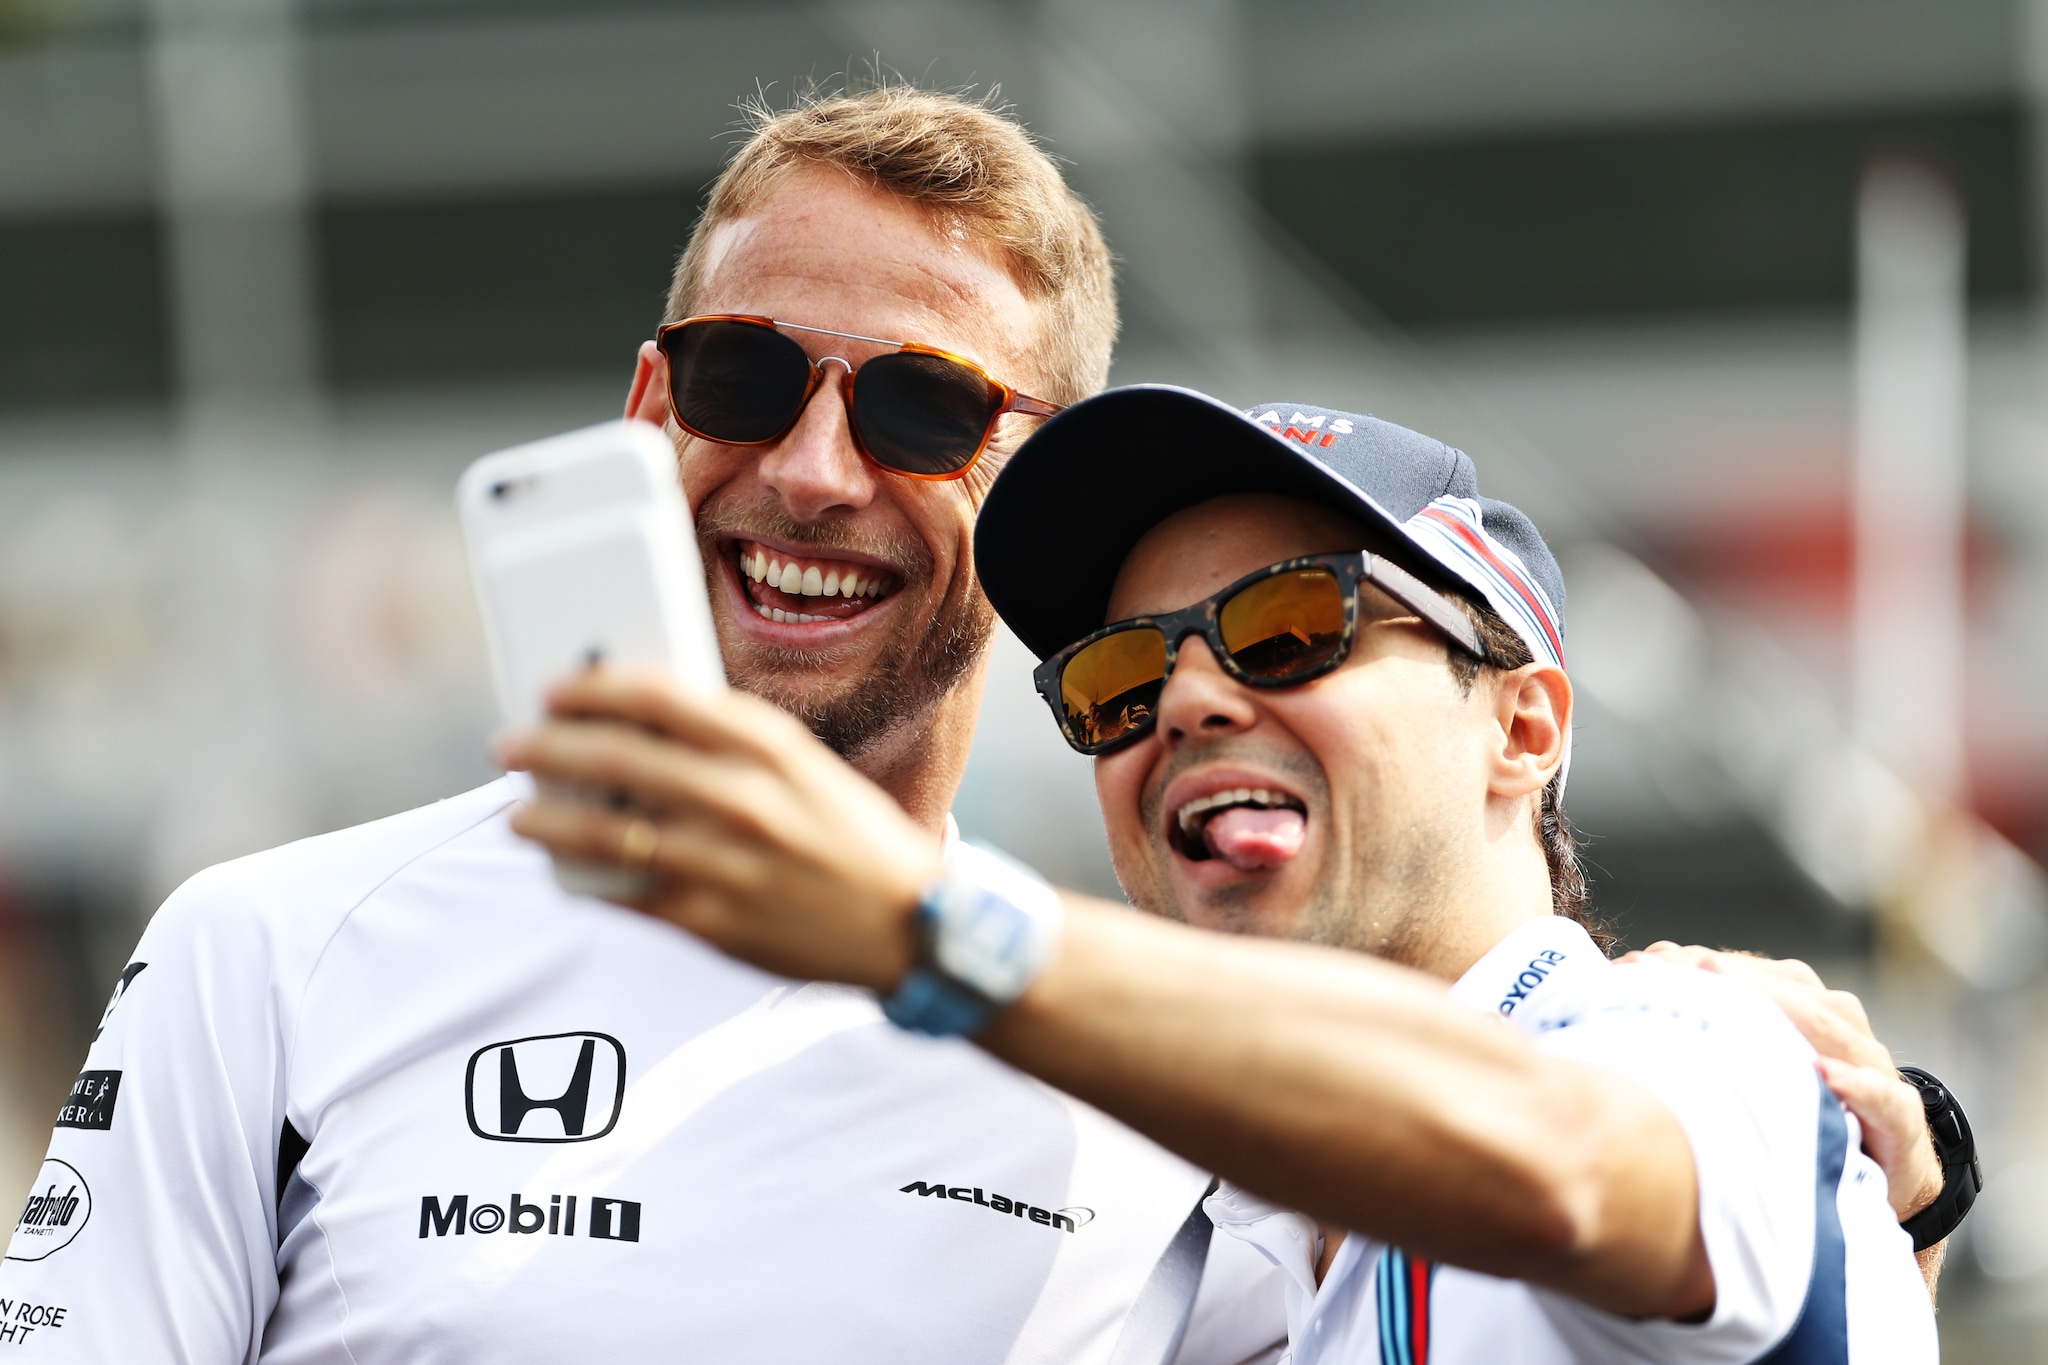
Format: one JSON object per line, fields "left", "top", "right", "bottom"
{"left": 665, "top": 84, "right": 1117, "bottom": 407}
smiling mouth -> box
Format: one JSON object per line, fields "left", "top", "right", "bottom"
{"left": 732, "top": 539, "right": 901, "bottom": 625}
{"left": 1169, "top": 787, "right": 1309, "bottom": 870}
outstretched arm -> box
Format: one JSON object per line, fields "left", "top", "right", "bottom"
{"left": 975, "top": 897, "right": 1714, "bottom": 1319}
{"left": 500, "top": 666, "right": 1714, "bottom": 1320}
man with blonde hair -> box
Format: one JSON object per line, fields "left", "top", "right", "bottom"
{"left": 4, "top": 86, "right": 1289, "bottom": 1363}
{"left": 7, "top": 83, "right": 1945, "bottom": 1365}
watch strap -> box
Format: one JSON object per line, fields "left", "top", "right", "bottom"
{"left": 1896, "top": 1065, "right": 1982, "bottom": 1252}
{"left": 882, "top": 955, "right": 1001, "bottom": 1038}
{"left": 881, "top": 841, "right": 1061, "bottom": 1037}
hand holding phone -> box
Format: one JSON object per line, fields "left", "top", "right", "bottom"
{"left": 457, "top": 419, "right": 723, "bottom": 897}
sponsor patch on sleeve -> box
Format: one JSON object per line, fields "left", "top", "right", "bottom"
{"left": 93, "top": 963, "right": 146, "bottom": 1041}
{"left": 0, "top": 1295, "right": 71, "bottom": 1345}
{"left": 7, "top": 1159, "right": 91, "bottom": 1262}
{"left": 54, "top": 1072, "right": 121, "bottom": 1132}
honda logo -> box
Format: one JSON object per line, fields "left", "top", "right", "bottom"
{"left": 465, "top": 1032, "right": 626, "bottom": 1143}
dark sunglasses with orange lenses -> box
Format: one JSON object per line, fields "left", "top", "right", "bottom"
{"left": 1034, "top": 552, "right": 1487, "bottom": 755}
{"left": 654, "top": 315, "right": 1063, "bottom": 481}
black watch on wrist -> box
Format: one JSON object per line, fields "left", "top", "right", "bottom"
{"left": 1896, "top": 1065, "right": 1982, "bottom": 1253}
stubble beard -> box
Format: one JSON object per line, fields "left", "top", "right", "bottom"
{"left": 695, "top": 503, "right": 995, "bottom": 762}
{"left": 1288, "top": 815, "right": 1458, "bottom": 968}
{"left": 1122, "top": 739, "right": 1458, "bottom": 968}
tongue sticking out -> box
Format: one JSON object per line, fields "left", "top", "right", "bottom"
{"left": 1202, "top": 806, "right": 1307, "bottom": 871}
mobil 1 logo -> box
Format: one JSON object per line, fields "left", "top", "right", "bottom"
{"left": 465, "top": 1032, "right": 625, "bottom": 1143}
{"left": 419, "top": 1192, "right": 641, "bottom": 1243}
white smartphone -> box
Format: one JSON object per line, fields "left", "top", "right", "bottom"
{"left": 457, "top": 419, "right": 724, "bottom": 899}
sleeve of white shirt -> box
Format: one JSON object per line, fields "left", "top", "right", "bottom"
{"left": 0, "top": 865, "right": 292, "bottom": 1362}
{"left": 1517, "top": 960, "right": 1933, "bottom": 1363}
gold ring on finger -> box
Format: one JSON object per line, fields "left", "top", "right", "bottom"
{"left": 620, "top": 817, "right": 660, "bottom": 869}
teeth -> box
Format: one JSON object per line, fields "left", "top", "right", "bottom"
{"left": 1174, "top": 786, "right": 1300, "bottom": 835}
{"left": 754, "top": 603, "right": 831, "bottom": 625}
{"left": 738, "top": 544, "right": 892, "bottom": 604}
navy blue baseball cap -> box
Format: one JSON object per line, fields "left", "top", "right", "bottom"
{"left": 975, "top": 385, "right": 1567, "bottom": 673}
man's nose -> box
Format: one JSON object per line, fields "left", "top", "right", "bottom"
{"left": 1155, "top": 637, "right": 1259, "bottom": 746}
{"left": 755, "top": 365, "right": 878, "bottom": 521}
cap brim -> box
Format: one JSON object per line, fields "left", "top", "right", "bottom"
{"left": 977, "top": 385, "right": 1415, "bottom": 660}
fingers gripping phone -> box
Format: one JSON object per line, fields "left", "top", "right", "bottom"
{"left": 457, "top": 419, "right": 724, "bottom": 899}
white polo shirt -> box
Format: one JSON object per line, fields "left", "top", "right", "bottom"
{"left": 1, "top": 778, "right": 1286, "bottom": 1363}
{"left": 1203, "top": 915, "right": 1936, "bottom": 1365}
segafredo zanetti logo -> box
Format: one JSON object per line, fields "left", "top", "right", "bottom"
{"left": 7, "top": 1160, "right": 91, "bottom": 1262}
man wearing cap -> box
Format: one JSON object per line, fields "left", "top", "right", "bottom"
{"left": 505, "top": 384, "right": 1944, "bottom": 1362}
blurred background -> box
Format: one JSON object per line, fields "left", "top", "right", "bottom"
{"left": 3, "top": 0, "right": 2046, "bottom": 1353}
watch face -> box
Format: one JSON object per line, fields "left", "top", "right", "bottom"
{"left": 933, "top": 886, "right": 1037, "bottom": 1001}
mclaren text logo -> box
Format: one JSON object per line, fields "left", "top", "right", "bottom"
{"left": 900, "top": 1181, "right": 1094, "bottom": 1232}
{"left": 419, "top": 1192, "right": 641, "bottom": 1242}
{"left": 465, "top": 1032, "right": 626, "bottom": 1143}
{"left": 7, "top": 1160, "right": 91, "bottom": 1262}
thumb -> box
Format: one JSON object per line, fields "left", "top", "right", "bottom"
{"left": 1816, "top": 1057, "right": 1943, "bottom": 1220}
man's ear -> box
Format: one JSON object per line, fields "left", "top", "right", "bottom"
{"left": 625, "top": 341, "right": 669, "bottom": 425}
{"left": 1486, "top": 663, "right": 1571, "bottom": 800}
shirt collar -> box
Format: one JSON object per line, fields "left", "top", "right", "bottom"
{"left": 1203, "top": 1183, "right": 1323, "bottom": 1302}
{"left": 1205, "top": 915, "right": 1609, "bottom": 1324}
{"left": 1446, "top": 913, "right": 1606, "bottom": 1022}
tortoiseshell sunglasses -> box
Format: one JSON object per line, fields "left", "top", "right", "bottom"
{"left": 1034, "top": 552, "right": 1485, "bottom": 754}
{"left": 655, "top": 315, "right": 1062, "bottom": 481}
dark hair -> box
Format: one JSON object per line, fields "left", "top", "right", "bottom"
{"left": 1445, "top": 596, "right": 1611, "bottom": 954}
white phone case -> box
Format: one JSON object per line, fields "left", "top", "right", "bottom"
{"left": 457, "top": 419, "right": 723, "bottom": 899}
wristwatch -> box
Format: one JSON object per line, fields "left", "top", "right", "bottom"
{"left": 1896, "top": 1065, "right": 1982, "bottom": 1252}
{"left": 880, "top": 841, "right": 1063, "bottom": 1038}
